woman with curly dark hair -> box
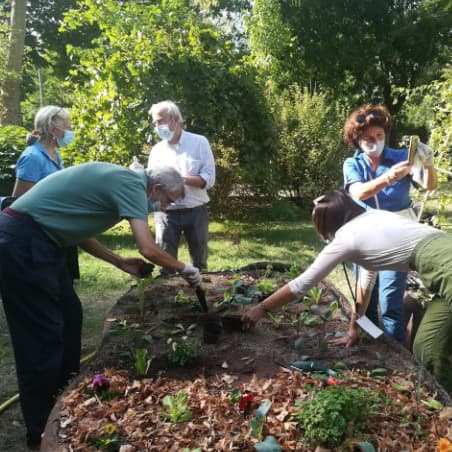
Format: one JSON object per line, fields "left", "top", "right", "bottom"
{"left": 341, "top": 104, "right": 437, "bottom": 344}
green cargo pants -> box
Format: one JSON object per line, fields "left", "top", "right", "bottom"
{"left": 410, "top": 233, "right": 452, "bottom": 393}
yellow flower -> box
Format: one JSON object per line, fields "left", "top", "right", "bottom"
{"left": 104, "top": 423, "right": 116, "bottom": 435}
{"left": 437, "top": 438, "right": 452, "bottom": 452}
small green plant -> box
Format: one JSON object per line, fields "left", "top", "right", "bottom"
{"left": 92, "top": 424, "right": 123, "bottom": 451}
{"left": 298, "top": 311, "right": 317, "bottom": 327}
{"left": 284, "top": 263, "right": 299, "bottom": 280}
{"left": 250, "top": 400, "right": 272, "bottom": 440}
{"left": 304, "top": 286, "right": 323, "bottom": 307}
{"left": 134, "top": 348, "right": 153, "bottom": 376}
{"left": 160, "top": 391, "right": 192, "bottom": 423}
{"left": 267, "top": 312, "right": 282, "bottom": 329}
{"left": 256, "top": 266, "right": 277, "bottom": 294}
{"left": 167, "top": 337, "right": 198, "bottom": 365}
{"left": 294, "top": 385, "right": 381, "bottom": 448}
{"left": 174, "top": 289, "right": 193, "bottom": 305}
{"left": 136, "top": 272, "right": 156, "bottom": 319}
{"left": 108, "top": 319, "right": 140, "bottom": 343}
{"left": 255, "top": 279, "right": 278, "bottom": 294}
{"left": 160, "top": 322, "right": 196, "bottom": 337}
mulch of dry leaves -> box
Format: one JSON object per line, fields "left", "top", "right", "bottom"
{"left": 55, "top": 366, "right": 452, "bottom": 452}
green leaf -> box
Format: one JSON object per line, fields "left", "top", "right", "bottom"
{"left": 333, "top": 361, "right": 348, "bottom": 371}
{"left": 392, "top": 383, "right": 410, "bottom": 393}
{"left": 255, "top": 399, "right": 272, "bottom": 419}
{"left": 352, "top": 441, "right": 376, "bottom": 452}
{"left": 421, "top": 398, "right": 443, "bottom": 410}
{"left": 370, "top": 368, "right": 388, "bottom": 377}
{"left": 294, "top": 337, "right": 304, "bottom": 352}
{"left": 254, "top": 435, "right": 282, "bottom": 451}
{"left": 231, "top": 389, "right": 242, "bottom": 404}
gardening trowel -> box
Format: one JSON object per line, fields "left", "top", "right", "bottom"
{"left": 194, "top": 285, "right": 209, "bottom": 312}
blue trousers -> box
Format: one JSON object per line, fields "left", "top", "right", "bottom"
{"left": 154, "top": 205, "right": 209, "bottom": 273}
{"left": 0, "top": 213, "right": 82, "bottom": 438}
{"left": 356, "top": 265, "right": 406, "bottom": 343}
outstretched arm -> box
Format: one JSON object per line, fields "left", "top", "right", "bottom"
{"left": 128, "top": 218, "right": 201, "bottom": 285}
{"left": 79, "top": 237, "right": 146, "bottom": 277}
{"left": 330, "top": 268, "right": 376, "bottom": 347}
{"left": 242, "top": 284, "right": 295, "bottom": 326}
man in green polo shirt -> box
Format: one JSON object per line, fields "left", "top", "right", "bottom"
{"left": 0, "top": 162, "right": 201, "bottom": 449}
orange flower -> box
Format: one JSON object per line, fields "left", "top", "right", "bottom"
{"left": 437, "top": 438, "right": 452, "bottom": 452}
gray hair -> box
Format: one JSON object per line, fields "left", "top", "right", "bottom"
{"left": 148, "top": 100, "right": 183, "bottom": 123}
{"left": 146, "top": 165, "right": 185, "bottom": 195}
{"left": 27, "top": 105, "right": 70, "bottom": 145}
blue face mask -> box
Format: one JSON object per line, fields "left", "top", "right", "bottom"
{"left": 156, "top": 124, "right": 174, "bottom": 142}
{"left": 57, "top": 130, "right": 75, "bottom": 147}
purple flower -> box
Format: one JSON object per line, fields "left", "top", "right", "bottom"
{"left": 92, "top": 374, "right": 110, "bottom": 393}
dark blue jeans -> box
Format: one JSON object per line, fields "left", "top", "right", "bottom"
{"left": 154, "top": 205, "right": 209, "bottom": 273}
{"left": 0, "top": 212, "right": 82, "bottom": 438}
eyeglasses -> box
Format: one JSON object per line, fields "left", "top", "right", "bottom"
{"left": 355, "top": 109, "right": 381, "bottom": 124}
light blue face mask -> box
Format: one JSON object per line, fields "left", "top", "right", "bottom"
{"left": 155, "top": 124, "right": 174, "bottom": 142}
{"left": 57, "top": 130, "right": 75, "bottom": 147}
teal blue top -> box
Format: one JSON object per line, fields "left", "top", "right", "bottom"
{"left": 12, "top": 162, "right": 149, "bottom": 247}
{"left": 15, "top": 141, "right": 64, "bottom": 182}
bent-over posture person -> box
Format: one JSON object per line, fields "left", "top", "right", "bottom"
{"left": 242, "top": 190, "right": 452, "bottom": 393}
{"left": 0, "top": 162, "right": 201, "bottom": 449}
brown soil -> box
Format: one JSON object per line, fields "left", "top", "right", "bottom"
{"left": 42, "top": 264, "right": 452, "bottom": 451}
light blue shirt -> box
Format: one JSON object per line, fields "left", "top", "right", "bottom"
{"left": 343, "top": 147, "right": 413, "bottom": 211}
{"left": 15, "top": 141, "right": 64, "bottom": 183}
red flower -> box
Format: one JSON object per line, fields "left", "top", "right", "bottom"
{"left": 238, "top": 392, "right": 254, "bottom": 411}
{"left": 326, "top": 376, "right": 340, "bottom": 386}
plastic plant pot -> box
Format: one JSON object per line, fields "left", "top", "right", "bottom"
{"left": 221, "top": 314, "right": 245, "bottom": 331}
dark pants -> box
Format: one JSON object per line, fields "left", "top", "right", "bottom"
{"left": 0, "top": 212, "right": 82, "bottom": 439}
{"left": 154, "top": 205, "right": 209, "bottom": 273}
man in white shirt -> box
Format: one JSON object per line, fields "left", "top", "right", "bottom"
{"left": 147, "top": 100, "right": 216, "bottom": 275}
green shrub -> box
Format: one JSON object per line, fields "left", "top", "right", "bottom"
{"left": 294, "top": 385, "right": 380, "bottom": 447}
{"left": 0, "top": 125, "right": 27, "bottom": 194}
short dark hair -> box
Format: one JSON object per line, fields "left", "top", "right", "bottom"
{"left": 312, "top": 190, "right": 365, "bottom": 241}
{"left": 343, "top": 104, "right": 393, "bottom": 148}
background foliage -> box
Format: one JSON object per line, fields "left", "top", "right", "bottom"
{"left": 0, "top": 0, "right": 450, "bottom": 216}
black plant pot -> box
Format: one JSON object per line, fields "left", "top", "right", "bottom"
{"left": 203, "top": 320, "right": 223, "bottom": 344}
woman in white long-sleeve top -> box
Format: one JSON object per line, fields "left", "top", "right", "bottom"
{"left": 242, "top": 190, "right": 452, "bottom": 393}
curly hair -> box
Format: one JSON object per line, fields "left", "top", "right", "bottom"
{"left": 343, "top": 104, "right": 393, "bottom": 148}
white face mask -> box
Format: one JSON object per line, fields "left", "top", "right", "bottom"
{"left": 359, "top": 139, "right": 385, "bottom": 158}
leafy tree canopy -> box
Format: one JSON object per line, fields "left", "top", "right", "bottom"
{"left": 59, "top": 0, "right": 277, "bottom": 195}
{"left": 248, "top": 0, "right": 452, "bottom": 114}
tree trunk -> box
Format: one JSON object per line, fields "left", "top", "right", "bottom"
{"left": 0, "top": 0, "right": 26, "bottom": 126}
